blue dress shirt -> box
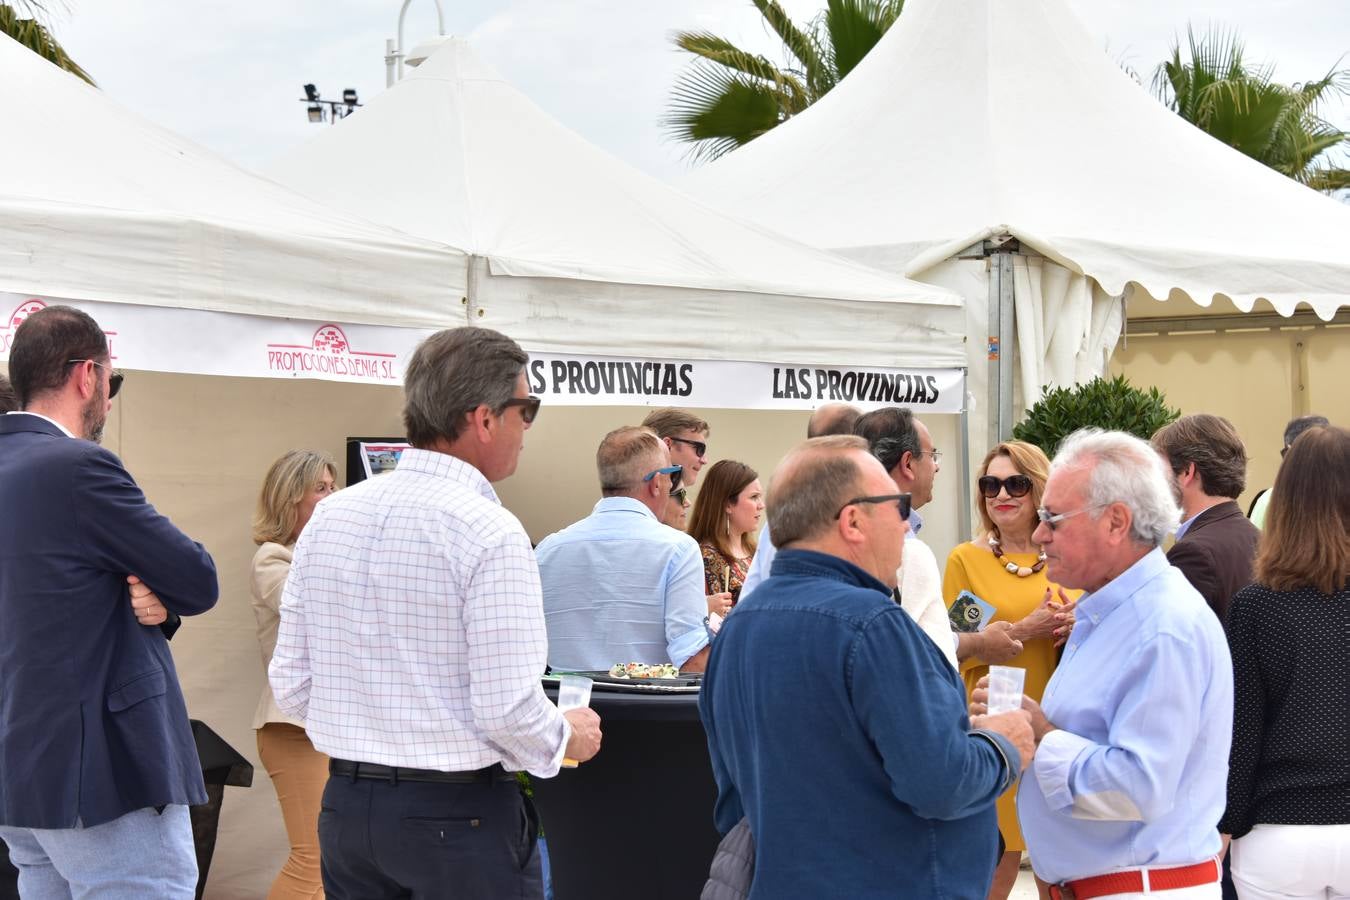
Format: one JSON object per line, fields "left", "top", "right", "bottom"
{"left": 1017, "top": 548, "right": 1233, "bottom": 884}
{"left": 537, "top": 497, "right": 709, "bottom": 670}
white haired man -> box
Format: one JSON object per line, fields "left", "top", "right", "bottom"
{"left": 975, "top": 429, "right": 1234, "bottom": 899}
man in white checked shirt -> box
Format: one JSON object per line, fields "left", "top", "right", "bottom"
{"left": 269, "top": 327, "right": 602, "bottom": 899}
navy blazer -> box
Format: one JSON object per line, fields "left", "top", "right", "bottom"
{"left": 0, "top": 414, "right": 219, "bottom": 828}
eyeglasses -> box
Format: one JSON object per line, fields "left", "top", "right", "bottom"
{"left": 835, "top": 492, "right": 912, "bottom": 521}
{"left": 669, "top": 487, "right": 688, "bottom": 504}
{"left": 669, "top": 436, "right": 708, "bottom": 459}
{"left": 66, "top": 359, "right": 123, "bottom": 399}
{"left": 1036, "top": 503, "right": 1108, "bottom": 531}
{"left": 643, "top": 465, "right": 683, "bottom": 492}
{"left": 915, "top": 448, "right": 942, "bottom": 462}
{"left": 498, "top": 395, "right": 541, "bottom": 424}
{"left": 978, "top": 474, "right": 1033, "bottom": 499}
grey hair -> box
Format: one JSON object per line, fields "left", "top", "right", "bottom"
{"left": 402, "top": 327, "right": 528, "bottom": 448}
{"left": 767, "top": 435, "right": 871, "bottom": 547}
{"left": 1052, "top": 428, "right": 1180, "bottom": 547}
{"left": 597, "top": 426, "right": 666, "bottom": 496}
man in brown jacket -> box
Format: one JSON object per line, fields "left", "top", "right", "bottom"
{"left": 1152, "top": 414, "right": 1261, "bottom": 622}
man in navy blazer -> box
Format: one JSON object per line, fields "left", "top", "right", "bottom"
{"left": 0, "top": 306, "right": 219, "bottom": 898}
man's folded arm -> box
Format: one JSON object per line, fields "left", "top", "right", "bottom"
{"left": 1034, "top": 634, "right": 1204, "bottom": 822}
{"left": 76, "top": 446, "right": 218, "bottom": 615}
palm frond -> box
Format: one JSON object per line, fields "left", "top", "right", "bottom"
{"left": 663, "top": 62, "right": 788, "bottom": 164}
{"left": 821, "top": 0, "right": 903, "bottom": 82}
{"left": 0, "top": 4, "right": 94, "bottom": 84}
{"left": 750, "top": 0, "right": 828, "bottom": 88}
{"left": 672, "top": 29, "right": 810, "bottom": 111}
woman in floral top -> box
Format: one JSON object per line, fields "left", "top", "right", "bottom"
{"left": 688, "top": 460, "right": 764, "bottom": 612}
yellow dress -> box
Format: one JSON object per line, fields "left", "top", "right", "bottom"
{"left": 942, "top": 540, "right": 1080, "bottom": 853}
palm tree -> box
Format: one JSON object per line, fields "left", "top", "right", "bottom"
{"left": 1153, "top": 27, "right": 1348, "bottom": 193}
{"left": 665, "top": 0, "right": 903, "bottom": 163}
{"left": 1, "top": 0, "right": 94, "bottom": 85}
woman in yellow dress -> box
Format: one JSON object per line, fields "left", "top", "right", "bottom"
{"left": 943, "top": 440, "right": 1077, "bottom": 900}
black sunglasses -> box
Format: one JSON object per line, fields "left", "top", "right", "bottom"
{"left": 66, "top": 359, "right": 123, "bottom": 399}
{"left": 834, "top": 492, "right": 912, "bottom": 521}
{"left": 669, "top": 487, "right": 688, "bottom": 504}
{"left": 977, "top": 474, "right": 1033, "bottom": 499}
{"left": 499, "top": 395, "right": 541, "bottom": 424}
{"left": 669, "top": 436, "right": 708, "bottom": 458}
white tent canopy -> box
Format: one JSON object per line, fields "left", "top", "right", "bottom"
{"left": 0, "top": 33, "right": 470, "bottom": 381}
{"left": 683, "top": 0, "right": 1350, "bottom": 324}
{"left": 267, "top": 38, "right": 967, "bottom": 378}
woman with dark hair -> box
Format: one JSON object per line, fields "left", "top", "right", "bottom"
{"left": 1221, "top": 425, "right": 1350, "bottom": 900}
{"left": 688, "top": 460, "right": 764, "bottom": 611}
{"left": 251, "top": 449, "right": 337, "bottom": 900}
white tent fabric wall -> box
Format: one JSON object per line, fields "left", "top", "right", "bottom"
{"left": 0, "top": 33, "right": 469, "bottom": 348}
{"left": 1012, "top": 257, "right": 1124, "bottom": 411}
{"left": 267, "top": 37, "right": 967, "bottom": 373}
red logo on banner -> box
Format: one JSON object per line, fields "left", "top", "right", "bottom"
{"left": 266, "top": 324, "right": 398, "bottom": 381}
{"left": 1, "top": 299, "right": 118, "bottom": 360}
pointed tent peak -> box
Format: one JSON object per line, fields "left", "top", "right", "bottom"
{"left": 270, "top": 33, "right": 960, "bottom": 309}
{"left": 404, "top": 34, "right": 507, "bottom": 84}
{"left": 684, "top": 0, "right": 1350, "bottom": 320}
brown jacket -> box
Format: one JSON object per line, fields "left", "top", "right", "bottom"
{"left": 1167, "top": 500, "right": 1261, "bottom": 622}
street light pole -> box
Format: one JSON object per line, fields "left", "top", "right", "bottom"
{"left": 391, "top": 0, "right": 447, "bottom": 84}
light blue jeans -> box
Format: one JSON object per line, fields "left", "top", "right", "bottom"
{"left": 0, "top": 805, "right": 197, "bottom": 899}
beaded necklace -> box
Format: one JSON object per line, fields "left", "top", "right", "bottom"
{"left": 988, "top": 534, "right": 1047, "bottom": 577}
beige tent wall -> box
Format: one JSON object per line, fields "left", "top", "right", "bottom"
{"left": 3, "top": 366, "right": 963, "bottom": 899}
{"left": 1110, "top": 321, "right": 1350, "bottom": 512}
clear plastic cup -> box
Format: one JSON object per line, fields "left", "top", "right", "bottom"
{"left": 556, "top": 675, "right": 593, "bottom": 768}
{"left": 986, "top": 666, "right": 1026, "bottom": 716}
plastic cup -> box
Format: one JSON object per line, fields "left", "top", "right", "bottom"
{"left": 556, "top": 675, "right": 593, "bottom": 768}
{"left": 986, "top": 666, "right": 1026, "bottom": 716}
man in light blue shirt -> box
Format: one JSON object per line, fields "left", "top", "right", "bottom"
{"left": 1004, "top": 429, "right": 1232, "bottom": 898}
{"left": 538, "top": 426, "right": 710, "bottom": 672}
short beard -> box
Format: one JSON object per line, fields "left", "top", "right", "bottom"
{"left": 81, "top": 384, "right": 107, "bottom": 444}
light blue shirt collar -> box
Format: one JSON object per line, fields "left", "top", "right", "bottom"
{"left": 1173, "top": 509, "right": 1203, "bottom": 540}
{"left": 908, "top": 508, "right": 924, "bottom": 535}
{"left": 592, "top": 495, "right": 658, "bottom": 520}
{"left": 1074, "top": 547, "right": 1169, "bottom": 628}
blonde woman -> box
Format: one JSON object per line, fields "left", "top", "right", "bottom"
{"left": 251, "top": 450, "right": 336, "bottom": 900}
{"left": 943, "top": 440, "right": 1077, "bottom": 900}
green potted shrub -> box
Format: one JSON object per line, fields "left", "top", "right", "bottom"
{"left": 1012, "top": 375, "right": 1180, "bottom": 457}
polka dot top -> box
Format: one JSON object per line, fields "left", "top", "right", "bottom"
{"left": 1219, "top": 581, "right": 1350, "bottom": 838}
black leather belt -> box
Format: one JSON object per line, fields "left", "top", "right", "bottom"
{"left": 330, "top": 759, "right": 515, "bottom": 784}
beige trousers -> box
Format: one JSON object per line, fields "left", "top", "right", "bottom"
{"left": 257, "top": 722, "right": 329, "bottom": 900}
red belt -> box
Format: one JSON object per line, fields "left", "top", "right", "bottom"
{"left": 1048, "top": 859, "right": 1220, "bottom": 900}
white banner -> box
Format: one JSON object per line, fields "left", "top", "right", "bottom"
{"left": 525, "top": 352, "right": 964, "bottom": 413}
{"left": 1, "top": 293, "right": 430, "bottom": 386}
{"left": 1, "top": 294, "right": 963, "bottom": 412}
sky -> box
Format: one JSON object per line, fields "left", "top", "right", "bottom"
{"left": 41, "top": 0, "right": 1350, "bottom": 182}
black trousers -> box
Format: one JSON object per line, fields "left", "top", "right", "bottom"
{"left": 318, "top": 772, "right": 543, "bottom": 899}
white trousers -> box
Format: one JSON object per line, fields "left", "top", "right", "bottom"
{"left": 1232, "top": 823, "right": 1350, "bottom": 900}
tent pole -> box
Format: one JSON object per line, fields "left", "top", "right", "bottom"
{"left": 465, "top": 253, "right": 479, "bottom": 323}
{"left": 986, "top": 238, "right": 1016, "bottom": 445}
{"left": 958, "top": 372, "right": 972, "bottom": 543}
